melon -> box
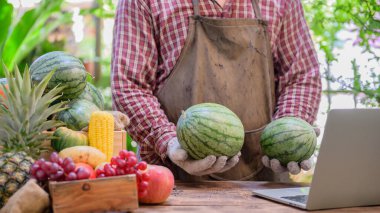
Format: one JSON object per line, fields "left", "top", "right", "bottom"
{"left": 176, "top": 103, "right": 245, "bottom": 160}
{"left": 260, "top": 117, "right": 317, "bottom": 165}
{"left": 51, "top": 127, "right": 88, "bottom": 152}
{"left": 78, "top": 82, "right": 105, "bottom": 110}
{"left": 30, "top": 51, "right": 87, "bottom": 101}
{"left": 56, "top": 99, "right": 100, "bottom": 131}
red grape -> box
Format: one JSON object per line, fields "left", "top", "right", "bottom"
{"left": 30, "top": 164, "right": 40, "bottom": 176}
{"left": 127, "top": 156, "right": 138, "bottom": 167}
{"left": 49, "top": 171, "right": 64, "bottom": 181}
{"left": 50, "top": 152, "right": 60, "bottom": 163}
{"left": 41, "top": 162, "right": 52, "bottom": 173}
{"left": 110, "top": 156, "right": 118, "bottom": 166}
{"left": 116, "top": 159, "right": 127, "bottom": 168}
{"left": 96, "top": 168, "right": 104, "bottom": 176}
{"left": 36, "top": 159, "right": 45, "bottom": 166}
{"left": 119, "top": 150, "right": 128, "bottom": 158}
{"left": 104, "top": 164, "right": 116, "bottom": 177}
{"left": 64, "top": 162, "right": 76, "bottom": 173}
{"left": 65, "top": 172, "right": 77, "bottom": 181}
{"left": 76, "top": 168, "right": 91, "bottom": 180}
{"left": 58, "top": 158, "right": 64, "bottom": 166}
{"left": 116, "top": 168, "right": 126, "bottom": 176}
{"left": 50, "top": 163, "right": 60, "bottom": 174}
{"left": 136, "top": 161, "right": 147, "bottom": 170}
{"left": 35, "top": 169, "right": 47, "bottom": 180}
{"left": 97, "top": 173, "right": 106, "bottom": 178}
{"left": 63, "top": 157, "right": 73, "bottom": 166}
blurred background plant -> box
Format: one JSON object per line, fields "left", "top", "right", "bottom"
{"left": 0, "top": 0, "right": 72, "bottom": 75}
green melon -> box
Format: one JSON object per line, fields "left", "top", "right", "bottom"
{"left": 56, "top": 99, "right": 100, "bottom": 131}
{"left": 260, "top": 117, "right": 317, "bottom": 166}
{"left": 176, "top": 103, "right": 245, "bottom": 160}
{"left": 51, "top": 127, "right": 88, "bottom": 152}
{"left": 78, "top": 82, "right": 105, "bottom": 110}
{"left": 30, "top": 51, "right": 87, "bottom": 101}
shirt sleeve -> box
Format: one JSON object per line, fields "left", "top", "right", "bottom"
{"left": 111, "top": 0, "right": 176, "bottom": 165}
{"left": 272, "top": 0, "right": 322, "bottom": 124}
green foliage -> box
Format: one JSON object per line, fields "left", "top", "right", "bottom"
{"left": 302, "top": 0, "right": 380, "bottom": 61}
{"left": 0, "top": 0, "right": 72, "bottom": 76}
{"left": 80, "top": 0, "right": 116, "bottom": 18}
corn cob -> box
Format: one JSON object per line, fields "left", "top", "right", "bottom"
{"left": 88, "top": 111, "right": 114, "bottom": 161}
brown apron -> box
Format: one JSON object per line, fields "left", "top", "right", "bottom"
{"left": 157, "top": 0, "right": 276, "bottom": 181}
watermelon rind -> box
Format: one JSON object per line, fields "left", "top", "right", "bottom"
{"left": 56, "top": 99, "right": 100, "bottom": 131}
{"left": 176, "top": 103, "right": 245, "bottom": 160}
{"left": 78, "top": 82, "right": 105, "bottom": 110}
{"left": 260, "top": 117, "right": 317, "bottom": 165}
{"left": 30, "top": 51, "right": 87, "bottom": 101}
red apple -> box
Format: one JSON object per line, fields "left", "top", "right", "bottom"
{"left": 139, "top": 165, "right": 175, "bottom": 204}
{"left": 75, "top": 163, "right": 96, "bottom": 179}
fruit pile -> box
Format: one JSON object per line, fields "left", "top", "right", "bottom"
{"left": 31, "top": 152, "right": 93, "bottom": 182}
{"left": 96, "top": 150, "right": 150, "bottom": 198}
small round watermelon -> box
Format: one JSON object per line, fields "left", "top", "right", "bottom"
{"left": 30, "top": 51, "right": 87, "bottom": 101}
{"left": 176, "top": 103, "right": 245, "bottom": 160}
{"left": 56, "top": 99, "right": 100, "bottom": 131}
{"left": 260, "top": 117, "right": 317, "bottom": 165}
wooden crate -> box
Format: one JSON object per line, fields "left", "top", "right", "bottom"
{"left": 49, "top": 174, "right": 138, "bottom": 213}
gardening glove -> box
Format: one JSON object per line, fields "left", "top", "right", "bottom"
{"left": 81, "top": 111, "right": 130, "bottom": 131}
{"left": 0, "top": 179, "right": 50, "bottom": 213}
{"left": 261, "top": 127, "right": 320, "bottom": 175}
{"left": 167, "top": 137, "right": 241, "bottom": 176}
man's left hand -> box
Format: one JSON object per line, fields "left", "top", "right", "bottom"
{"left": 261, "top": 155, "right": 312, "bottom": 175}
{"left": 261, "top": 127, "right": 320, "bottom": 175}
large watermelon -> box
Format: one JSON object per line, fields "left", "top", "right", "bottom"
{"left": 51, "top": 127, "right": 88, "bottom": 152}
{"left": 78, "top": 82, "right": 105, "bottom": 110}
{"left": 176, "top": 103, "right": 245, "bottom": 160}
{"left": 260, "top": 117, "right": 317, "bottom": 166}
{"left": 56, "top": 99, "right": 100, "bottom": 131}
{"left": 30, "top": 51, "right": 87, "bottom": 101}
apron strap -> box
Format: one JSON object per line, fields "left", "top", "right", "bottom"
{"left": 192, "top": 0, "right": 262, "bottom": 19}
{"left": 192, "top": 0, "right": 200, "bottom": 16}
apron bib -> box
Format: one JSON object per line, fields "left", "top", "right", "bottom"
{"left": 157, "top": 0, "right": 276, "bottom": 180}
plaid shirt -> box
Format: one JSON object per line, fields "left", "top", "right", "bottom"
{"left": 111, "top": 0, "right": 321, "bottom": 165}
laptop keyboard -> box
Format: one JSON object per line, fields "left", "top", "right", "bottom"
{"left": 281, "top": 195, "right": 308, "bottom": 204}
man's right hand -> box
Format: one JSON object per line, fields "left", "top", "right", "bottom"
{"left": 167, "top": 138, "right": 241, "bottom": 176}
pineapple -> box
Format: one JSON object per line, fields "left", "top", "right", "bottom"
{"left": 0, "top": 65, "right": 66, "bottom": 207}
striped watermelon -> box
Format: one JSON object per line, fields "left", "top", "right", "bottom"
{"left": 78, "top": 82, "right": 105, "bottom": 110}
{"left": 30, "top": 51, "right": 87, "bottom": 101}
{"left": 260, "top": 117, "right": 317, "bottom": 165}
{"left": 56, "top": 99, "right": 100, "bottom": 131}
{"left": 176, "top": 103, "right": 245, "bottom": 160}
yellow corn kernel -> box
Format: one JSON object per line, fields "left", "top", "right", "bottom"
{"left": 88, "top": 111, "right": 114, "bottom": 161}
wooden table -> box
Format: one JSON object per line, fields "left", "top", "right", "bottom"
{"left": 137, "top": 181, "right": 380, "bottom": 212}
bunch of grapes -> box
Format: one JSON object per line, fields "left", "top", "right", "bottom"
{"left": 96, "top": 150, "right": 150, "bottom": 198}
{"left": 30, "top": 152, "right": 91, "bottom": 182}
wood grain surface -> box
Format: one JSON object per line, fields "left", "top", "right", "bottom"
{"left": 137, "top": 181, "right": 380, "bottom": 213}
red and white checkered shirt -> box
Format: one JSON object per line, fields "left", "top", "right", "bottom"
{"left": 111, "top": 0, "right": 321, "bottom": 165}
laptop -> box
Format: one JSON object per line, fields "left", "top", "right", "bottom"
{"left": 253, "top": 108, "right": 380, "bottom": 210}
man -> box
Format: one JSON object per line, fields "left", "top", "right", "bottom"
{"left": 111, "top": 0, "right": 321, "bottom": 181}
